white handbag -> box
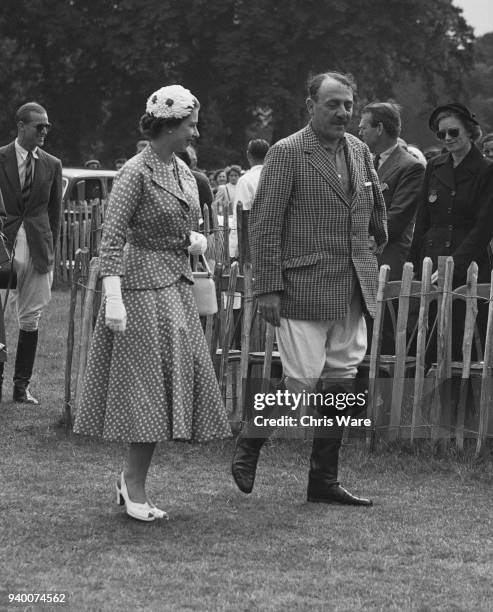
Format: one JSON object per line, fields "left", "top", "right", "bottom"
{"left": 192, "top": 255, "right": 218, "bottom": 316}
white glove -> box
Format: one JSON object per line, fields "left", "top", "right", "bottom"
{"left": 187, "top": 231, "right": 207, "bottom": 256}
{"left": 103, "top": 275, "right": 126, "bottom": 333}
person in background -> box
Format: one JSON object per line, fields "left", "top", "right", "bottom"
{"left": 73, "top": 85, "right": 231, "bottom": 522}
{"left": 229, "top": 139, "right": 270, "bottom": 259}
{"left": 358, "top": 102, "right": 424, "bottom": 281}
{"left": 215, "top": 166, "right": 241, "bottom": 215}
{"left": 481, "top": 133, "right": 493, "bottom": 160}
{"left": 423, "top": 146, "right": 442, "bottom": 162}
{"left": 186, "top": 144, "right": 198, "bottom": 170}
{"left": 214, "top": 169, "right": 227, "bottom": 189}
{"left": 136, "top": 139, "right": 148, "bottom": 154}
{"left": 207, "top": 171, "right": 218, "bottom": 193}
{"left": 409, "top": 103, "right": 493, "bottom": 359}
{"left": 84, "top": 159, "right": 101, "bottom": 169}
{"left": 406, "top": 145, "right": 427, "bottom": 167}
{"left": 114, "top": 158, "right": 127, "bottom": 170}
{"left": 177, "top": 147, "right": 214, "bottom": 231}
{"left": 0, "top": 101, "right": 62, "bottom": 404}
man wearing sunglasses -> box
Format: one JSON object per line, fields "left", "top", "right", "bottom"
{"left": 0, "top": 101, "right": 62, "bottom": 404}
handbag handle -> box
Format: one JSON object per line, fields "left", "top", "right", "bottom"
{"left": 191, "top": 253, "right": 213, "bottom": 276}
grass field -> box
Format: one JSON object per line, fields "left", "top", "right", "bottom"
{"left": 0, "top": 290, "right": 492, "bottom": 612}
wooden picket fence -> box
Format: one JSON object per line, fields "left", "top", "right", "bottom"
{"left": 63, "top": 202, "right": 493, "bottom": 454}
{"left": 53, "top": 198, "right": 106, "bottom": 287}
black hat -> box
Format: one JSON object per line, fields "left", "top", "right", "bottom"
{"left": 429, "top": 103, "right": 479, "bottom": 131}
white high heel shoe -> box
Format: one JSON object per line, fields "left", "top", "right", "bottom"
{"left": 148, "top": 502, "right": 169, "bottom": 520}
{"left": 116, "top": 473, "right": 168, "bottom": 522}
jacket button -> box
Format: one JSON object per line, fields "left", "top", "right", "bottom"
{"left": 448, "top": 225, "right": 453, "bottom": 230}
{"left": 445, "top": 241, "right": 451, "bottom": 248}
{"left": 447, "top": 208, "right": 452, "bottom": 213}
{"left": 451, "top": 190, "right": 456, "bottom": 196}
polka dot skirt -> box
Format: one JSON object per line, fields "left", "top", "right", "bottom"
{"left": 74, "top": 280, "right": 232, "bottom": 443}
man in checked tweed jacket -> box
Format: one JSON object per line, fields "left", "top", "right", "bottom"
{"left": 232, "top": 72, "right": 387, "bottom": 506}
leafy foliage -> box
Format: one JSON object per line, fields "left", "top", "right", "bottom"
{"left": 0, "top": 0, "right": 478, "bottom": 167}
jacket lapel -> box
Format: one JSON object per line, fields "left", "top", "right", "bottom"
{"left": 143, "top": 146, "right": 189, "bottom": 208}
{"left": 303, "top": 126, "right": 349, "bottom": 206}
{"left": 346, "top": 141, "right": 364, "bottom": 207}
{"left": 432, "top": 154, "right": 455, "bottom": 190}
{"left": 0, "top": 143, "right": 23, "bottom": 206}
{"left": 377, "top": 146, "right": 401, "bottom": 182}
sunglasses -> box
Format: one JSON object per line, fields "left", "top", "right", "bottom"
{"left": 27, "top": 122, "right": 51, "bottom": 133}
{"left": 436, "top": 128, "right": 460, "bottom": 140}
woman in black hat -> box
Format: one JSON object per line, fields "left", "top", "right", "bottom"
{"left": 409, "top": 103, "right": 493, "bottom": 358}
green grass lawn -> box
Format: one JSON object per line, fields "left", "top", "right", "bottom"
{"left": 0, "top": 290, "right": 492, "bottom": 612}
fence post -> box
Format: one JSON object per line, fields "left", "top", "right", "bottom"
{"left": 432, "top": 256, "right": 454, "bottom": 445}
{"left": 366, "top": 264, "right": 390, "bottom": 451}
{"left": 476, "top": 270, "right": 493, "bottom": 456}
{"left": 456, "top": 262, "right": 478, "bottom": 451}
{"left": 73, "top": 257, "right": 100, "bottom": 414}
{"left": 64, "top": 248, "right": 90, "bottom": 425}
{"left": 219, "top": 262, "right": 239, "bottom": 406}
{"left": 411, "top": 257, "right": 433, "bottom": 443}
{"left": 388, "top": 262, "right": 414, "bottom": 441}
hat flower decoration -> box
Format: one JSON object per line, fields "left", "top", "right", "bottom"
{"left": 146, "top": 85, "right": 197, "bottom": 120}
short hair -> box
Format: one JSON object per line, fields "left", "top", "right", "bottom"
{"left": 139, "top": 97, "right": 200, "bottom": 140}
{"left": 247, "top": 139, "right": 270, "bottom": 162}
{"left": 15, "top": 102, "right": 47, "bottom": 123}
{"left": 306, "top": 71, "right": 357, "bottom": 101}
{"left": 226, "top": 165, "right": 242, "bottom": 180}
{"left": 362, "top": 102, "right": 402, "bottom": 139}
{"left": 435, "top": 110, "right": 482, "bottom": 143}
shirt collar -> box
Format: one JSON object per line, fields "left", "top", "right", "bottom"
{"left": 378, "top": 142, "right": 399, "bottom": 165}
{"left": 322, "top": 136, "right": 347, "bottom": 156}
{"left": 15, "top": 138, "right": 39, "bottom": 160}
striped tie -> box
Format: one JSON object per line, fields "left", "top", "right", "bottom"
{"left": 22, "top": 151, "right": 33, "bottom": 203}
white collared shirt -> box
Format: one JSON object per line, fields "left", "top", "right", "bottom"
{"left": 14, "top": 138, "right": 39, "bottom": 188}
{"left": 375, "top": 142, "right": 399, "bottom": 170}
{"left": 229, "top": 164, "right": 264, "bottom": 257}
{"left": 234, "top": 165, "right": 263, "bottom": 211}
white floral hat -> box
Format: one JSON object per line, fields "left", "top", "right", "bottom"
{"left": 146, "top": 85, "right": 198, "bottom": 120}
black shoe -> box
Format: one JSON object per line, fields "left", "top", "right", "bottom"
{"left": 307, "top": 483, "right": 373, "bottom": 506}
{"left": 13, "top": 386, "right": 39, "bottom": 405}
{"left": 13, "top": 329, "right": 39, "bottom": 403}
{"left": 231, "top": 437, "right": 265, "bottom": 494}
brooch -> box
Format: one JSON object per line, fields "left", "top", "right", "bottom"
{"left": 428, "top": 190, "right": 438, "bottom": 204}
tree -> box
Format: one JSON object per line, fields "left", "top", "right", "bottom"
{"left": 0, "top": 0, "right": 476, "bottom": 168}
{"left": 469, "top": 32, "right": 493, "bottom": 136}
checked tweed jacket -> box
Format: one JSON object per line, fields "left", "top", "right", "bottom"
{"left": 249, "top": 124, "right": 387, "bottom": 320}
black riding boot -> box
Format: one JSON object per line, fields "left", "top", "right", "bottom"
{"left": 231, "top": 377, "right": 283, "bottom": 494}
{"left": 307, "top": 384, "right": 372, "bottom": 506}
{"left": 231, "top": 435, "right": 266, "bottom": 494}
{"left": 13, "top": 329, "right": 39, "bottom": 404}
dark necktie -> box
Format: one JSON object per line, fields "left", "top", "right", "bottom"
{"left": 22, "top": 151, "right": 33, "bottom": 203}
{"left": 373, "top": 154, "right": 381, "bottom": 171}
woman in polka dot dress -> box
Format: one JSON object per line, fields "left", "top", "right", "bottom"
{"left": 74, "top": 85, "right": 232, "bottom": 522}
